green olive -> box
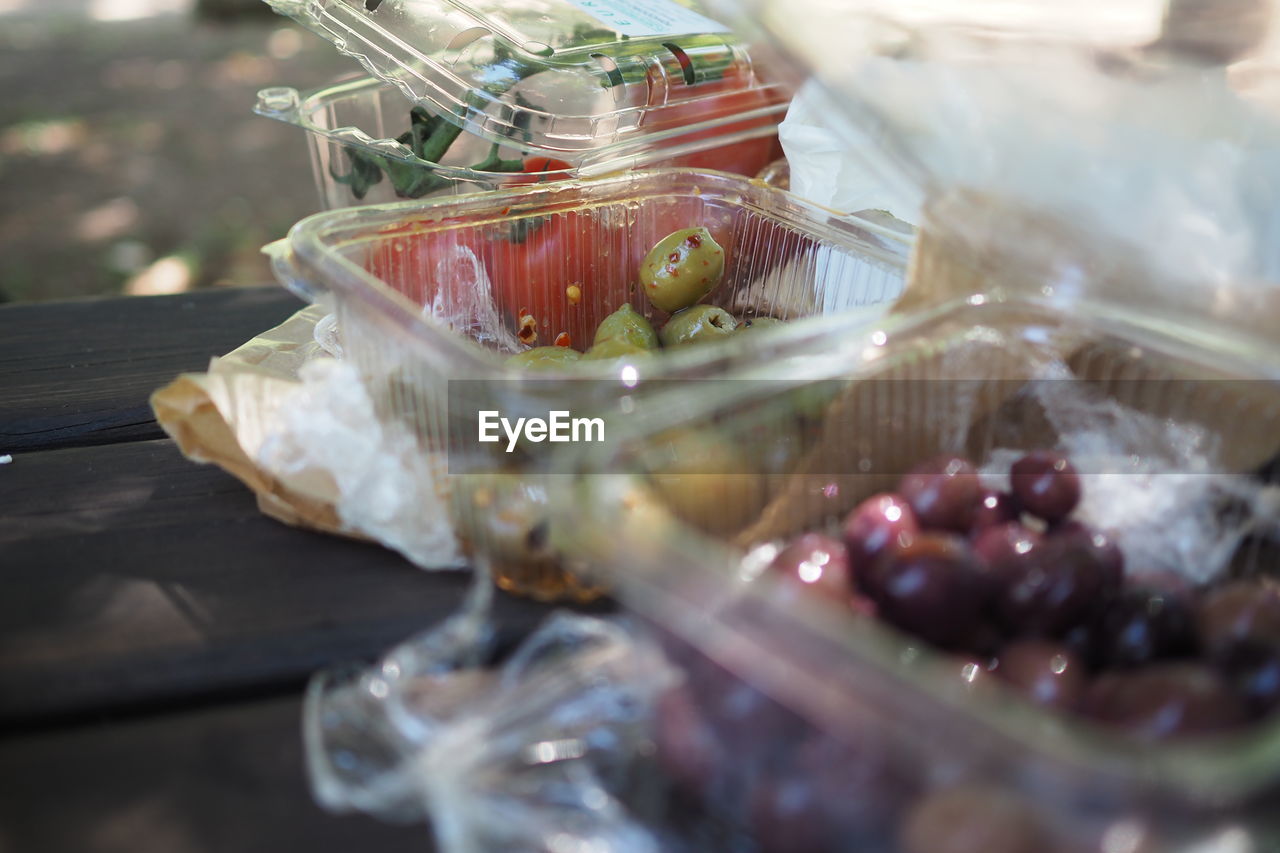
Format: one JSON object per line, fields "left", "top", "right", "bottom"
{"left": 647, "top": 429, "right": 765, "bottom": 536}
{"left": 639, "top": 227, "right": 726, "bottom": 314}
{"left": 583, "top": 337, "right": 653, "bottom": 361}
{"left": 735, "top": 316, "right": 784, "bottom": 335}
{"left": 593, "top": 303, "right": 659, "bottom": 350}
{"left": 453, "top": 473, "right": 554, "bottom": 564}
{"left": 660, "top": 304, "right": 738, "bottom": 347}
{"left": 506, "top": 346, "right": 582, "bottom": 370}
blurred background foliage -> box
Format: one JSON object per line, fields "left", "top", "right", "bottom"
{"left": 0, "top": 0, "right": 353, "bottom": 302}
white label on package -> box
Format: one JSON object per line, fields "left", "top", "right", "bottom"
{"left": 566, "top": 0, "right": 728, "bottom": 37}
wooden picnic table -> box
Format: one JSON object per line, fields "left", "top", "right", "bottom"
{"left": 0, "top": 287, "right": 606, "bottom": 853}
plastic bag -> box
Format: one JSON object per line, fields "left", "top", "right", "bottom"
{"left": 779, "top": 80, "right": 923, "bottom": 222}
{"left": 303, "top": 569, "right": 678, "bottom": 852}
{"left": 721, "top": 0, "right": 1280, "bottom": 340}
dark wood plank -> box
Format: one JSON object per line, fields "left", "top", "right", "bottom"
{"left": 0, "top": 288, "right": 303, "bottom": 452}
{"left": 0, "top": 438, "right": 607, "bottom": 724}
{"left": 0, "top": 693, "right": 427, "bottom": 853}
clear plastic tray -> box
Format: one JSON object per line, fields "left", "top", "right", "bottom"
{"left": 556, "top": 295, "right": 1280, "bottom": 851}
{"left": 255, "top": 75, "right": 785, "bottom": 208}
{"left": 262, "top": 0, "right": 790, "bottom": 157}
{"left": 264, "top": 168, "right": 911, "bottom": 599}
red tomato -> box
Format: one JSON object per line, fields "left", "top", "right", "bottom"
{"left": 365, "top": 200, "right": 733, "bottom": 348}
{"left": 641, "top": 65, "right": 787, "bottom": 178}
{"left": 503, "top": 157, "right": 575, "bottom": 189}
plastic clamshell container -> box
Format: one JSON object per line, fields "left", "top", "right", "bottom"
{"left": 255, "top": 75, "right": 786, "bottom": 208}
{"left": 263, "top": 0, "right": 787, "bottom": 150}
{"left": 556, "top": 295, "right": 1280, "bottom": 851}
{"left": 265, "top": 168, "right": 910, "bottom": 599}
{"left": 261, "top": 0, "right": 790, "bottom": 204}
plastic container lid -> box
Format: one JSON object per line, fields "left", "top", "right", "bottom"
{"left": 263, "top": 0, "right": 789, "bottom": 160}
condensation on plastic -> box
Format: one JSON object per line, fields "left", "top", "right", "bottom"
{"left": 303, "top": 568, "right": 679, "bottom": 851}
{"left": 265, "top": 168, "right": 911, "bottom": 593}
{"left": 262, "top": 0, "right": 789, "bottom": 156}
{"left": 706, "top": 0, "right": 1280, "bottom": 334}
{"left": 255, "top": 77, "right": 787, "bottom": 209}
{"left": 556, "top": 297, "right": 1280, "bottom": 852}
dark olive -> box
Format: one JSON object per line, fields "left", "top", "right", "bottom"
{"left": 653, "top": 684, "right": 720, "bottom": 794}
{"left": 1085, "top": 664, "right": 1249, "bottom": 739}
{"left": 842, "top": 493, "right": 920, "bottom": 595}
{"left": 1010, "top": 451, "right": 1081, "bottom": 522}
{"left": 972, "top": 522, "right": 1042, "bottom": 568}
{"left": 770, "top": 533, "right": 853, "bottom": 605}
{"left": 972, "top": 490, "right": 1021, "bottom": 530}
{"left": 995, "top": 533, "right": 1114, "bottom": 637}
{"left": 1092, "top": 587, "right": 1197, "bottom": 668}
{"left": 900, "top": 786, "right": 1048, "bottom": 853}
{"left": 995, "top": 640, "right": 1087, "bottom": 710}
{"left": 1197, "top": 579, "right": 1280, "bottom": 652}
{"left": 1211, "top": 639, "right": 1280, "bottom": 717}
{"left": 864, "top": 532, "right": 992, "bottom": 650}
{"left": 898, "top": 455, "right": 985, "bottom": 533}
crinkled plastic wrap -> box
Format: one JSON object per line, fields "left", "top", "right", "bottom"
{"left": 303, "top": 572, "right": 680, "bottom": 852}
{"left": 778, "top": 80, "right": 923, "bottom": 222}
{"left": 151, "top": 304, "right": 465, "bottom": 569}
{"left": 715, "top": 0, "right": 1280, "bottom": 334}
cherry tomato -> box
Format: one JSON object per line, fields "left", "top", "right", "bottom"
{"left": 642, "top": 66, "right": 786, "bottom": 178}
{"left": 365, "top": 198, "right": 734, "bottom": 348}
{"left": 501, "top": 157, "right": 575, "bottom": 188}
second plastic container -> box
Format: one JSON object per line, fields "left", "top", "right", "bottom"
{"left": 257, "top": 0, "right": 791, "bottom": 207}
{"left": 556, "top": 292, "right": 1280, "bottom": 851}
{"left": 256, "top": 75, "right": 787, "bottom": 209}
{"left": 265, "top": 168, "right": 911, "bottom": 598}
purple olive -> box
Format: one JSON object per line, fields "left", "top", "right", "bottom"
{"left": 1050, "top": 520, "right": 1124, "bottom": 590}
{"left": 865, "top": 533, "right": 992, "bottom": 650}
{"left": 1085, "top": 664, "right": 1249, "bottom": 739}
{"left": 1124, "top": 569, "right": 1196, "bottom": 599}
{"left": 996, "top": 533, "right": 1115, "bottom": 637}
{"left": 899, "top": 786, "right": 1048, "bottom": 853}
{"left": 898, "top": 456, "right": 985, "bottom": 533}
{"left": 752, "top": 736, "right": 910, "bottom": 851}
{"left": 653, "top": 684, "right": 720, "bottom": 794}
{"left": 1197, "top": 579, "right": 1280, "bottom": 652}
{"left": 972, "top": 522, "right": 1042, "bottom": 568}
{"left": 749, "top": 775, "right": 832, "bottom": 853}
{"left": 1092, "top": 587, "right": 1197, "bottom": 668}
{"left": 1211, "top": 640, "right": 1280, "bottom": 718}
{"left": 972, "top": 489, "right": 1021, "bottom": 530}
{"left": 842, "top": 493, "right": 920, "bottom": 592}
{"left": 1010, "top": 451, "right": 1081, "bottom": 523}
{"left": 770, "top": 533, "right": 853, "bottom": 605}
{"left": 994, "top": 641, "right": 1087, "bottom": 710}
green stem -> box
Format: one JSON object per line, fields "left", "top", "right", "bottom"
{"left": 470, "top": 142, "right": 525, "bottom": 173}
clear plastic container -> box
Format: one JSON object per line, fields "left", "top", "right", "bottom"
{"left": 556, "top": 294, "right": 1280, "bottom": 851}
{"left": 255, "top": 75, "right": 786, "bottom": 208}
{"left": 264, "top": 168, "right": 910, "bottom": 599}
{"left": 258, "top": 0, "right": 791, "bottom": 205}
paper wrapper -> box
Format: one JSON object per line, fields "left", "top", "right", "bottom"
{"left": 151, "top": 304, "right": 465, "bottom": 570}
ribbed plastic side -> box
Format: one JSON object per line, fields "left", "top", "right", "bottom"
{"left": 560, "top": 298, "right": 1280, "bottom": 851}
